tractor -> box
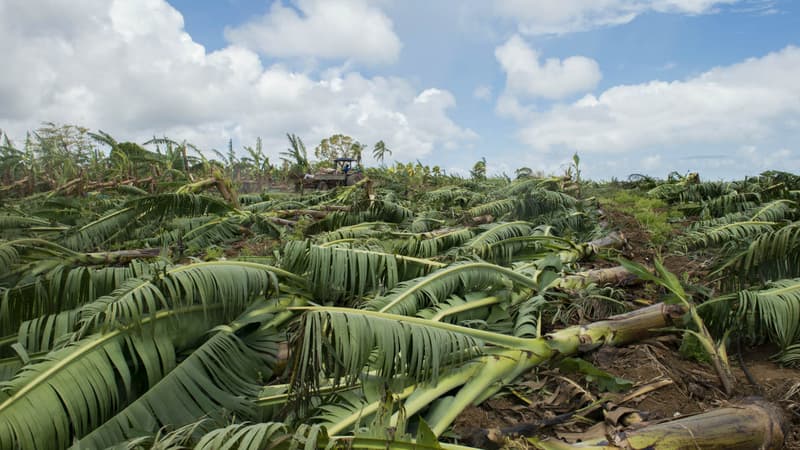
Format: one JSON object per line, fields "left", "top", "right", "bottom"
{"left": 302, "top": 157, "right": 364, "bottom": 190}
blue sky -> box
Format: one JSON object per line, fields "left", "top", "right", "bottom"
{"left": 1, "top": 0, "right": 799, "bottom": 179}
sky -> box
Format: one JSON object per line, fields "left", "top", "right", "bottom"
{"left": 1, "top": 0, "right": 799, "bottom": 180}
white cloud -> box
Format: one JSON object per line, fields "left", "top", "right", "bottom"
{"left": 515, "top": 46, "right": 800, "bottom": 155}
{"left": 660, "top": 61, "right": 678, "bottom": 71}
{"left": 0, "top": 0, "right": 473, "bottom": 163}
{"left": 495, "top": 93, "right": 535, "bottom": 121}
{"left": 495, "top": 35, "right": 601, "bottom": 100}
{"left": 494, "top": 0, "right": 741, "bottom": 35}
{"left": 473, "top": 85, "right": 493, "bottom": 101}
{"left": 224, "top": 0, "right": 402, "bottom": 64}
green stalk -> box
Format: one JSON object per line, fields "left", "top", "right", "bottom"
{"left": 430, "top": 296, "right": 502, "bottom": 321}
{"left": 303, "top": 303, "right": 686, "bottom": 438}
{"left": 427, "top": 303, "right": 686, "bottom": 436}
{"left": 326, "top": 384, "right": 418, "bottom": 435}
{"left": 24, "top": 226, "right": 69, "bottom": 232}
{"left": 325, "top": 246, "right": 447, "bottom": 268}
{"left": 72, "top": 206, "right": 139, "bottom": 233}
{"left": 551, "top": 266, "right": 635, "bottom": 291}
{"left": 486, "top": 234, "right": 574, "bottom": 249}
{"left": 1, "top": 238, "right": 81, "bottom": 257}
{"left": 430, "top": 349, "right": 524, "bottom": 436}
{"left": 391, "top": 363, "right": 481, "bottom": 426}
{"left": 255, "top": 383, "right": 361, "bottom": 409}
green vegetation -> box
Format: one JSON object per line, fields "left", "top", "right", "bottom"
{"left": 0, "top": 124, "right": 798, "bottom": 449}
{"left": 600, "top": 189, "right": 677, "bottom": 246}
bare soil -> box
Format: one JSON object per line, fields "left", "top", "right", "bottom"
{"left": 453, "top": 340, "right": 800, "bottom": 448}
{"left": 452, "top": 206, "right": 800, "bottom": 449}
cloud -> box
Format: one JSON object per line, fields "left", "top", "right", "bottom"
{"left": 660, "top": 61, "right": 678, "bottom": 71}
{"left": 730, "top": 0, "right": 779, "bottom": 15}
{"left": 224, "top": 0, "right": 402, "bottom": 64}
{"left": 495, "top": 35, "right": 601, "bottom": 100}
{"left": 473, "top": 85, "right": 493, "bottom": 101}
{"left": 515, "top": 46, "right": 800, "bottom": 155}
{"left": 494, "top": 0, "right": 742, "bottom": 35}
{"left": 495, "top": 93, "right": 535, "bottom": 121}
{"left": 0, "top": 0, "right": 473, "bottom": 163}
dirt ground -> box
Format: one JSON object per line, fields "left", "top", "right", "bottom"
{"left": 450, "top": 205, "right": 800, "bottom": 449}
{"left": 453, "top": 339, "right": 800, "bottom": 448}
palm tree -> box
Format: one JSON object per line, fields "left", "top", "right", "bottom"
{"left": 243, "top": 137, "right": 272, "bottom": 188}
{"left": 280, "top": 133, "right": 310, "bottom": 190}
{"left": 372, "top": 140, "right": 392, "bottom": 166}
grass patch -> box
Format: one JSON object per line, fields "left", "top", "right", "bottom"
{"left": 602, "top": 190, "right": 678, "bottom": 246}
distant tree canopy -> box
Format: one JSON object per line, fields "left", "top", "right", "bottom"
{"left": 314, "top": 134, "right": 364, "bottom": 163}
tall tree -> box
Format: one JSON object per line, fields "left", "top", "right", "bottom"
{"left": 372, "top": 140, "right": 392, "bottom": 165}
{"left": 314, "top": 134, "right": 364, "bottom": 163}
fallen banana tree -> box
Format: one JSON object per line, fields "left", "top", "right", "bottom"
{"left": 530, "top": 397, "right": 786, "bottom": 450}
{"left": 288, "top": 302, "right": 687, "bottom": 438}
{"left": 0, "top": 239, "right": 162, "bottom": 270}
{"left": 176, "top": 171, "right": 239, "bottom": 207}
{"left": 552, "top": 265, "right": 638, "bottom": 290}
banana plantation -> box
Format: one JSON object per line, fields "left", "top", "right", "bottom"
{"left": 1, "top": 127, "right": 799, "bottom": 449}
